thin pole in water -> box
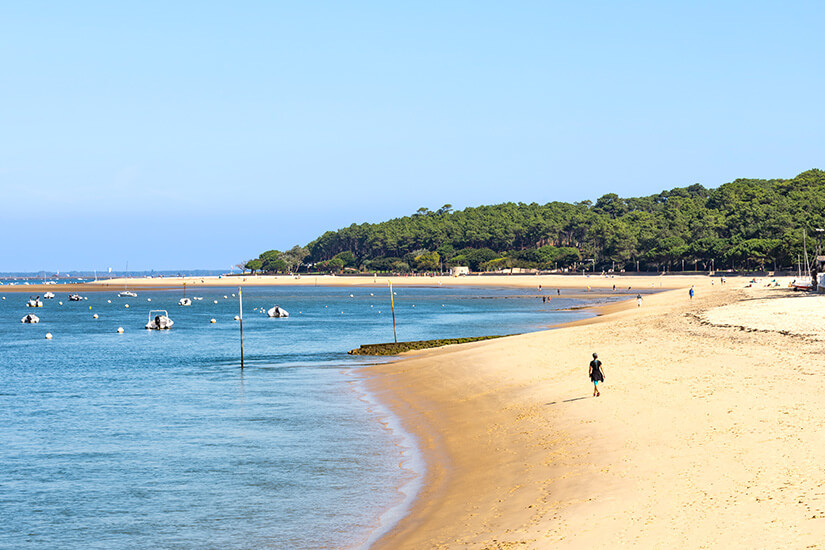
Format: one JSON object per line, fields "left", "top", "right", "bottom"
{"left": 239, "top": 286, "right": 244, "bottom": 369}
{"left": 388, "top": 280, "right": 397, "bottom": 344}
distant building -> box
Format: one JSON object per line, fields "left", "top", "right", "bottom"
{"left": 450, "top": 266, "right": 470, "bottom": 277}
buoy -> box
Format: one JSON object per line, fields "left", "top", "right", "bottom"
{"left": 93, "top": 313, "right": 99, "bottom": 319}
{"left": 412, "top": 305, "right": 415, "bottom": 307}
{"left": 58, "top": 301, "right": 63, "bottom": 305}
{"left": 84, "top": 297, "right": 88, "bottom": 300}
{"left": 147, "top": 298, "right": 151, "bottom": 302}
{"left": 210, "top": 318, "right": 216, "bottom": 323}
{"left": 214, "top": 300, "right": 218, "bottom": 304}
{"left": 45, "top": 333, "right": 53, "bottom": 339}
{"left": 125, "top": 304, "right": 129, "bottom": 308}
{"left": 234, "top": 315, "right": 239, "bottom": 321}
{"left": 232, "top": 293, "right": 235, "bottom": 297}
{"left": 224, "top": 295, "right": 228, "bottom": 299}
{"left": 89, "top": 305, "right": 92, "bottom": 309}
{"left": 370, "top": 293, "right": 374, "bottom": 296}
{"left": 117, "top": 327, "right": 124, "bottom": 333}
{"left": 349, "top": 294, "right": 354, "bottom": 298}
{"left": 371, "top": 305, "right": 373, "bottom": 307}
{"left": 1, "top": 297, "right": 4, "bottom": 300}
{"left": 107, "top": 299, "right": 111, "bottom": 303}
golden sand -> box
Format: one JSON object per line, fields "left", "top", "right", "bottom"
{"left": 364, "top": 278, "right": 825, "bottom": 548}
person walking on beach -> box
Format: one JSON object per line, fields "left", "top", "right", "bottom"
{"left": 689, "top": 286, "right": 695, "bottom": 300}
{"left": 589, "top": 353, "right": 604, "bottom": 397}
{"left": 636, "top": 293, "right": 642, "bottom": 307}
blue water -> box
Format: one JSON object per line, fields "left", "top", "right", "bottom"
{"left": 0, "top": 285, "right": 620, "bottom": 549}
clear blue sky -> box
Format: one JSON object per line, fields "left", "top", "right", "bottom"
{"left": 1, "top": 1, "right": 822, "bottom": 271}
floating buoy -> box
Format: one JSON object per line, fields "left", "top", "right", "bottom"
{"left": 1, "top": 297, "right": 4, "bottom": 300}
{"left": 89, "top": 305, "right": 92, "bottom": 310}
{"left": 84, "top": 297, "right": 88, "bottom": 300}
{"left": 107, "top": 300, "right": 111, "bottom": 303}
{"left": 45, "top": 333, "right": 53, "bottom": 339}
{"left": 147, "top": 298, "right": 151, "bottom": 302}
{"left": 349, "top": 294, "right": 354, "bottom": 298}
{"left": 371, "top": 305, "right": 373, "bottom": 307}
{"left": 58, "top": 301, "right": 63, "bottom": 305}
{"left": 234, "top": 315, "right": 239, "bottom": 321}
{"left": 210, "top": 318, "right": 216, "bottom": 323}
{"left": 93, "top": 313, "right": 99, "bottom": 319}
{"left": 214, "top": 300, "right": 218, "bottom": 304}
{"left": 224, "top": 295, "right": 228, "bottom": 299}
{"left": 125, "top": 304, "right": 129, "bottom": 308}
{"left": 370, "top": 293, "right": 374, "bottom": 296}
{"left": 231, "top": 293, "right": 235, "bottom": 297}
{"left": 117, "top": 327, "right": 124, "bottom": 333}
{"left": 412, "top": 305, "right": 415, "bottom": 307}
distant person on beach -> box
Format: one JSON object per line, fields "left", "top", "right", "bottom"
{"left": 636, "top": 294, "right": 642, "bottom": 307}
{"left": 589, "top": 353, "right": 604, "bottom": 397}
{"left": 557, "top": 289, "right": 560, "bottom": 295}
{"left": 689, "top": 286, "right": 695, "bottom": 300}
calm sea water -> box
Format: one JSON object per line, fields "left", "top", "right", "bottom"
{"left": 0, "top": 284, "right": 622, "bottom": 549}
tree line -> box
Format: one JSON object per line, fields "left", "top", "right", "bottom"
{"left": 244, "top": 169, "right": 825, "bottom": 274}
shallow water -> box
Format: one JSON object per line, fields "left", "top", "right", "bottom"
{"left": 0, "top": 285, "right": 620, "bottom": 549}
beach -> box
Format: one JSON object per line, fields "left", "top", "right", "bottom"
{"left": 363, "top": 277, "right": 825, "bottom": 548}
{"left": 3, "top": 273, "right": 711, "bottom": 294}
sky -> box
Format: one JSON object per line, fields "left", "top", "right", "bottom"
{"left": 1, "top": 1, "right": 823, "bottom": 271}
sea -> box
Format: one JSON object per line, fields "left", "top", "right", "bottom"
{"left": 0, "top": 284, "right": 626, "bottom": 549}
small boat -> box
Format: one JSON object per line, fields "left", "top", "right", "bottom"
{"left": 267, "top": 305, "right": 289, "bottom": 318}
{"left": 145, "top": 310, "right": 174, "bottom": 330}
{"left": 68, "top": 294, "right": 83, "bottom": 301}
{"left": 192, "top": 297, "right": 203, "bottom": 301}
{"left": 43, "top": 292, "right": 55, "bottom": 299}
{"left": 26, "top": 296, "right": 44, "bottom": 307}
{"left": 790, "top": 279, "right": 815, "bottom": 291}
{"left": 118, "top": 291, "right": 138, "bottom": 298}
{"left": 178, "top": 284, "right": 191, "bottom": 306}
{"left": 21, "top": 313, "right": 39, "bottom": 323}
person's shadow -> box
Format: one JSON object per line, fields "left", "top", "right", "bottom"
{"left": 545, "top": 396, "right": 591, "bottom": 405}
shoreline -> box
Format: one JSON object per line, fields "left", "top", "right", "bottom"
{"left": 361, "top": 275, "right": 825, "bottom": 548}
{"left": 0, "top": 273, "right": 721, "bottom": 294}
{"left": 354, "top": 285, "right": 659, "bottom": 549}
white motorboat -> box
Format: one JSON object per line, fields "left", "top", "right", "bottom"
{"left": 43, "top": 292, "right": 55, "bottom": 299}
{"left": 21, "top": 313, "right": 39, "bottom": 323}
{"left": 26, "top": 296, "right": 43, "bottom": 307}
{"left": 68, "top": 294, "right": 83, "bottom": 301}
{"left": 267, "top": 305, "right": 289, "bottom": 318}
{"left": 145, "top": 310, "right": 174, "bottom": 330}
{"left": 178, "top": 298, "right": 192, "bottom": 306}
{"left": 118, "top": 291, "right": 138, "bottom": 298}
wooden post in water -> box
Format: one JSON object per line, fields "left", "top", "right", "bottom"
{"left": 388, "top": 280, "right": 397, "bottom": 344}
{"left": 239, "top": 286, "right": 244, "bottom": 369}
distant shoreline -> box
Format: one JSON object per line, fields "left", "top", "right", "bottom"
{"left": 0, "top": 273, "right": 727, "bottom": 294}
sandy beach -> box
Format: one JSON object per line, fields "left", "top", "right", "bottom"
{"left": 5, "top": 273, "right": 716, "bottom": 294}
{"left": 364, "top": 277, "right": 825, "bottom": 549}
